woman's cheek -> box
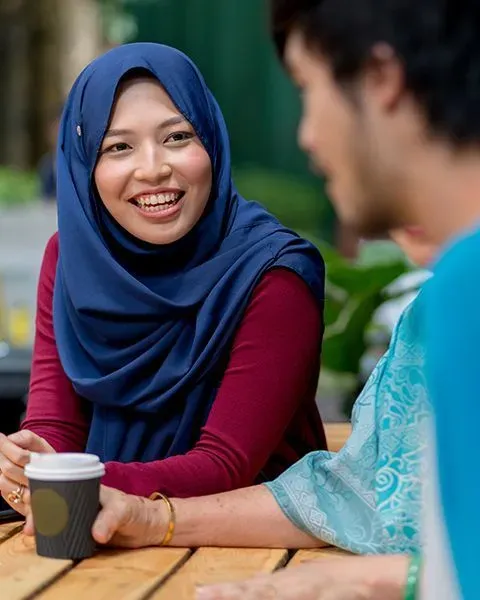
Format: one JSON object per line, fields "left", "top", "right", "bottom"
{"left": 172, "top": 146, "right": 212, "bottom": 185}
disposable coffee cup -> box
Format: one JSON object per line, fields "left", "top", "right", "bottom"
{"left": 25, "top": 453, "right": 105, "bottom": 559}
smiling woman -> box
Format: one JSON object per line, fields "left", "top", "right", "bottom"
{"left": 95, "top": 75, "right": 212, "bottom": 246}
{"left": 0, "top": 43, "right": 327, "bottom": 511}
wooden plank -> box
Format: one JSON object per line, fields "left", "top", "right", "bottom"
{"left": 150, "top": 548, "right": 289, "bottom": 600}
{"left": 325, "top": 423, "right": 352, "bottom": 452}
{"left": 288, "top": 547, "right": 352, "bottom": 567}
{"left": 38, "top": 547, "right": 191, "bottom": 600}
{"left": 0, "top": 521, "right": 24, "bottom": 543}
{"left": 0, "top": 532, "right": 72, "bottom": 600}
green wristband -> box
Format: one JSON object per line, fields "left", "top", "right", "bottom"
{"left": 404, "top": 555, "right": 421, "bottom": 600}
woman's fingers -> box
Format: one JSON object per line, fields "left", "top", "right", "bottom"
{"left": 0, "top": 433, "right": 31, "bottom": 468}
{"left": 92, "top": 487, "right": 166, "bottom": 549}
{"left": 92, "top": 487, "right": 129, "bottom": 545}
{"left": 23, "top": 510, "right": 35, "bottom": 536}
{"left": 0, "top": 473, "right": 29, "bottom": 516}
{"left": 7, "top": 430, "right": 55, "bottom": 454}
{"left": 0, "top": 456, "right": 28, "bottom": 487}
{"left": 0, "top": 432, "right": 56, "bottom": 497}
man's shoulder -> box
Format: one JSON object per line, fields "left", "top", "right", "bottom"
{"left": 434, "top": 227, "right": 480, "bottom": 280}
{"left": 428, "top": 227, "right": 480, "bottom": 312}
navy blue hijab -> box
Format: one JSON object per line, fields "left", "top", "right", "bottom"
{"left": 54, "top": 42, "right": 325, "bottom": 463}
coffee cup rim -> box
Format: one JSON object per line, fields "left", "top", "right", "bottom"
{"left": 25, "top": 452, "right": 105, "bottom": 481}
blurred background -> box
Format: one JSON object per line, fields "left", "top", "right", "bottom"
{"left": 0, "top": 0, "right": 423, "bottom": 434}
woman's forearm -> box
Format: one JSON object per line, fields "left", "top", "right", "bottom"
{"left": 90, "top": 485, "right": 327, "bottom": 550}
{"left": 169, "top": 484, "right": 325, "bottom": 548}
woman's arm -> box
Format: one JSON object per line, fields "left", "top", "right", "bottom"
{"left": 172, "top": 485, "right": 323, "bottom": 548}
{"left": 85, "top": 484, "right": 324, "bottom": 549}
{"left": 103, "top": 268, "right": 323, "bottom": 497}
{"left": 21, "top": 234, "right": 89, "bottom": 452}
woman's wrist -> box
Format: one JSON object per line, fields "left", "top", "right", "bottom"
{"left": 149, "top": 492, "right": 176, "bottom": 546}
{"left": 162, "top": 497, "right": 206, "bottom": 547}
{"left": 147, "top": 496, "right": 196, "bottom": 547}
{"left": 136, "top": 497, "right": 171, "bottom": 547}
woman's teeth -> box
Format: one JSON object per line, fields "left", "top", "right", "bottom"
{"left": 134, "top": 193, "right": 182, "bottom": 212}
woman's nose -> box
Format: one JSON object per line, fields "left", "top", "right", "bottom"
{"left": 134, "top": 146, "right": 173, "bottom": 182}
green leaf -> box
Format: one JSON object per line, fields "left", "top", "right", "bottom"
{"left": 322, "top": 291, "right": 385, "bottom": 374}
{"left": 326, "top": 260, "right": 409, "bottom": 295}
{"left": 357, "top": 240, "right": 406, "bottom": 266}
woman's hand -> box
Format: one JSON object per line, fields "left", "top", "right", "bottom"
{"left": 0, "top": 430, "right": 55, "bottom": 515}
{"left": 194, "top": 555, "right": 409, "bottom": 600}
{"left": 24, "top": 485, "right": 169, "bottom": 548}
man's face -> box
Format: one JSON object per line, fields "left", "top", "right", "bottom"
{"left": 285, "top": 30, "right": 411, "bottom": 238}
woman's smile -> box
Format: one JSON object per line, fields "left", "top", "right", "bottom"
{"left": 128, "top": 188, "right": 186, "bottom": 221}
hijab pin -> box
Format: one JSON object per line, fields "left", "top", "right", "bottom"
{"left": 76, "top": 124, "right": 82, "bottom": 137}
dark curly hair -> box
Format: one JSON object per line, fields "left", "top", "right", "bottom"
{"left": 269, "top": 0, "right": 480, "bottom": 145}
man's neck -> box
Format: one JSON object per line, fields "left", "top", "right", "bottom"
{"left": 407, "top": 146, "right": 480, "bottom": 248}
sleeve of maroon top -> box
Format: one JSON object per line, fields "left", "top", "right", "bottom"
{"left": 103, "top": 268, "right": 323, "bottom": 498}
{"left": 21, "top": 234, "right": 90, "bottom": 452}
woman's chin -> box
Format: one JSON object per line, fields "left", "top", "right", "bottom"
{"left": 125, "top": 221, "right": 187, "bottom": 246}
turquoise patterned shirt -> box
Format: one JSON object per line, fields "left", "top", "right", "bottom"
{"left": 266, "top": 295, "right": 430, "bottom": 554}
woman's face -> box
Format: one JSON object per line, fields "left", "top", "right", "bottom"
{"left": 94, "top": 77, "right": 212, "bottom": 245}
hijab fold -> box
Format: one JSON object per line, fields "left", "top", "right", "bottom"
{"left": 54, "top": 43, "right": 325, "bottom": 463}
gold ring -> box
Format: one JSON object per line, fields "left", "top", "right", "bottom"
{"left": 7, "top": 485, "right": 24, "bottom": 505}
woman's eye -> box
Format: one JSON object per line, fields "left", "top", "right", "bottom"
{"left": 111, "top": 142, "right": 130, "bottom": 152}
{"left": 165, "top": 131, "right": 193, "bottom": 144}
{"left": 103, "top": 142, "right": 130, "bottom": 154}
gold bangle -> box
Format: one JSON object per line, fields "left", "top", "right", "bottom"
{"left": 149, "top": 492, "right": 176, "bottom": 546}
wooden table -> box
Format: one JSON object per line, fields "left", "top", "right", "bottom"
{"left": 0, "top": 522, "right": 350, "bottom": 599}
{"left": 325, "top": 422, "right": 351, "bottom": 452}
{"left": 0, "top": 423, "right": 352, "bottom": 598}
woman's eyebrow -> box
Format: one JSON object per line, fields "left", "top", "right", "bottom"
{"left": 104, "top": 116, "right": 187, "bottom": 139}
{"left": 159, "top": 116, "right": 186, "bottom": 130}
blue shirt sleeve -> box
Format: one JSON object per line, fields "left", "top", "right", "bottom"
{"left": 424, "top": 230, "right": 480, "bottom": 599}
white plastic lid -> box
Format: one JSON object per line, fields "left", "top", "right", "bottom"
{"left": 25, "top": 453, "right": 105, "bottom": 482}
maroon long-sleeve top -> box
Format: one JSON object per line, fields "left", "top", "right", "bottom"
{"left": 22, "top": 233, "right": 326, "bottom": 498}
